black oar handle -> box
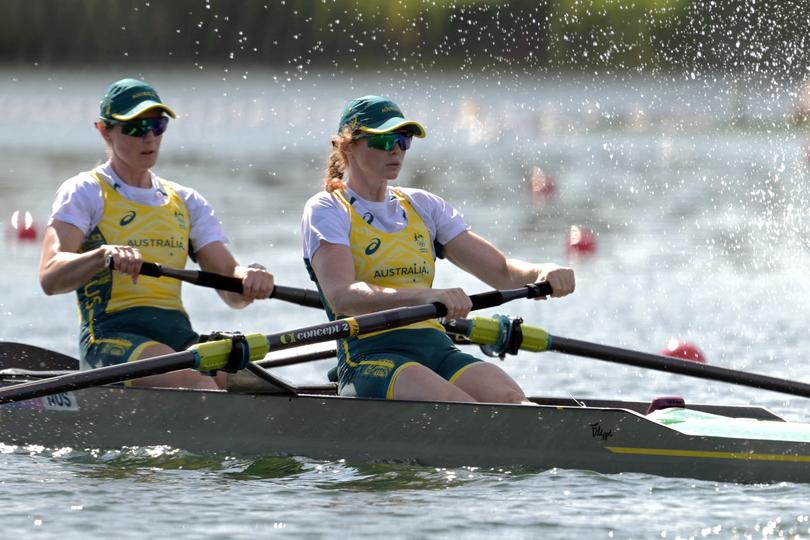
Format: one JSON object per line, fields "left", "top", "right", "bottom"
{"left": 118, "top": 261, "right": 324, "bottom": 309}
{"left": 271, "top": 286, "right": 324, "bottom": 309}
{"left": 431, "top": 281, "right": 553, "bottom": 317}
{"left": 467, "top": 281, "right": 553, "bottom": 312}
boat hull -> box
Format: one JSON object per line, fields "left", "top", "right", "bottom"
{"left": 2, "top": 385, "right": 810, "bottom": 484}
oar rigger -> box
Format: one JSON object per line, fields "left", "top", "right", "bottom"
{"left": 443, "top": 315, "right": 550, "bottom": 359}
{"left": 480, "top": 315, "right": 525, "bottom": 360}
{"left": 197, "top": 331, "right": 253, "bottom": 374}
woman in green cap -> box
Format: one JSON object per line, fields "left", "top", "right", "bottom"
{"left": 39, "top": 78, "right": 275, "bottom": 389}
{"left": 301, "top": 95, "right": 576, "bottom": 403}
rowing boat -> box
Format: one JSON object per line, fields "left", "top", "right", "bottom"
{"left": 2, "top": 360, "right": 810, "bottom": 485}
{"left": 3, "top": 270, "right": 810, "bottom": 485}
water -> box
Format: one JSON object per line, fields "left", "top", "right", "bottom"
{"left": 4, "top": 450, "right": 810, "bottom": 539}
{"left": 2, "top": 68, "right": 810, "bottom": 538}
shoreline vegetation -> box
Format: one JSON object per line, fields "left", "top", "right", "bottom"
{"left": 4, "top": 0, "right": 809, "bottom": 75}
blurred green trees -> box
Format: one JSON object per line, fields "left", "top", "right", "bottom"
{"left": 2, "top": 0, "right": 807, "bottom": 74}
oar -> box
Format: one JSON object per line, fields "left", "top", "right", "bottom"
{"left": 257, "top": 348, "right": 337, "bottom": 369}
{"left": 0, "top": 342, "right": 79, "bottom": 371}
{"left": 131, "top": 261, "right": 324, "bottom": 309}
{"left": 0, "top": 340, "right": 336, "bottom": 373}
{"left": 0, "top": 282, "right": 552, "bottom": 404}
{"left": 444, "top": 316, "right": 810, "bottom": 399}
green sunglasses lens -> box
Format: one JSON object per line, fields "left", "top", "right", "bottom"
{"left": 366, "top": 134, "right": 395, "bottom": 151}
{"left": 364, "top": 133, "right": 413, "bottom": 151}
{"left": 118, "top": 117, "right": 169, "bottom": 137}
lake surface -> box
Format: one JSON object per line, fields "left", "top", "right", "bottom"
{"left": 2, "top": 68, "right": 810, "bottom": 538}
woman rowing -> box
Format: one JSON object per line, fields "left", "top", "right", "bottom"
{"left": 301, "top": 95, "right": 575, "bottom": 403}
{"left": 39, "top": 78, "right": 274, "bottom": 389}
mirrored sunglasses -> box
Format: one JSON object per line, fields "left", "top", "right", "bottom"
{"left": 358, "top": 132, "right": 413, "bottom": 152}
{"left": 108, "top": 116, "right": 169, "bottom": 138}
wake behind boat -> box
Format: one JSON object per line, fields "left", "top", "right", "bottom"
{"left": 1, "top": 346, "right": 810, "bottom": 485}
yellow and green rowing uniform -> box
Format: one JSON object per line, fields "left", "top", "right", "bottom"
{"left": 311, "top": 188, "right": 480, "bottom": 399}
{"left": 77, "top": 173, "right": 197, "bottom": 368}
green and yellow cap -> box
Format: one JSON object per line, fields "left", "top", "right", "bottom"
{"left": 338, "top": 95, "right": 426, "bottom": 138}
{"left": 99, "top": 78, "right": 177, "bottom": 122}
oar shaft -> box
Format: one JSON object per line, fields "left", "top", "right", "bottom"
{"left": 138, "top": 262, "right": 551, "bottom": 311}
{"left": 260, "top": 282, "right": 552, "bottom": 352}
{"left": 445, "top": 316, "right": 810, "bottom": 399}
{"left": 0, "top": 351, "right": 197, "bottom": 404}
{"left": 139, "top": 262, "right": 324, "bottom": 309}
{"left": 549, "top": 336, "right": 810, "bottom": 398}
{"left": 257, "top": 349, "right": 337, "bottom": 369}
{"left": 263, "top": 304, "right": 443, "bottom": 351}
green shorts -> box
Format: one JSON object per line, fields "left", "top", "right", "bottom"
{"left": 336, "top": 328, "right": 481, "bottom": 399}
{"left": 80, "top": 307, "right": 198, "bottom": 369}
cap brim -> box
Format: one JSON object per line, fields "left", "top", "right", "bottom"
{"left": 111, "top": 101, "right": 177, "bottom": 121}
{"left": 359, "top": 119, "right": 426, "bottom": 138}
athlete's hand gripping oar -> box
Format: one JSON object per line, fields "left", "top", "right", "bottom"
{"left": 444, "top": 316, "right": 810, "bottom": 400}
{"left": 114, "top": 260, "right": 324, "bottom": 309}
{"left": 0, "top": 282, "right": 552, "bottom": 405}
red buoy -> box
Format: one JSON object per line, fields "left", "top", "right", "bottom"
{"left": 566, "top": 225, "right": 597, "bottom": 256}
{"left": 662, "top": 339, "right": 706, "bottom": 363}
{"left": 10, "top": 210, "right": 38, "bottom": 242}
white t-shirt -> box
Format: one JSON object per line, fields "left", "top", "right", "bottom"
{"left": 48, "top": 161, "right": 228, "bottom": 252}
{"left": 301, "top": 185, "right": 469, "bottom": 262}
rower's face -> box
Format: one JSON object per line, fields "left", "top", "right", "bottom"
{"left": 347, "top": 137, "right": 406, "bottom": 181}
{"left": 98, "top": 110, "right": 165, "bottom": 170}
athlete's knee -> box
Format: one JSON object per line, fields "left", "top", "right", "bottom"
{"left": 484, "top": 387, "right": 526, "bottom": 404}
{"left": 136, "top": 342, "right": 175, "bottom": 360}
{"left": 457, "top": 363, "right": 527, "bottom": 403}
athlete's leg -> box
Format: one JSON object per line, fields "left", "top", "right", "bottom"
{"left": 128, "top": 343, "right": 224, "bottom": 390}
{"left": 451, "top": 362, "right": 528, "bottom": 404}
{"left": 391, "top": 363, "right": 476, "bottom": 402}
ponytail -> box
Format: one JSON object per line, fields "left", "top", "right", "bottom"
{"left": 323, "top": 127, "right": 354, "bottom": 192}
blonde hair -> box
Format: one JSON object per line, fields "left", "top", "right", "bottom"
{"left": 323, "top": 127, "right": 354, "bottom": 192}
{"left": 95, "top": 120, "right": 115, "bottom": 160}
